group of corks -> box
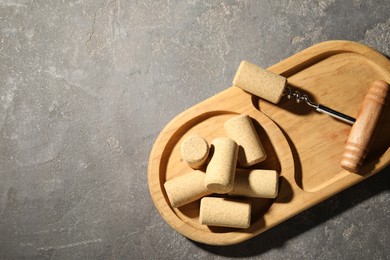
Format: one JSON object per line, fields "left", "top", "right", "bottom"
{"left": 164, "top": 114, "right": 279, "bottom": 229}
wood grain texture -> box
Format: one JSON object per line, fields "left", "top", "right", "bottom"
{"left": 341, "top": 80, "right": 389, "bottom": 172}
{"left": 148, "top": 41, "right": 390, "bottom": 245}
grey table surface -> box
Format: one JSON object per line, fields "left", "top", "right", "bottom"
{"left": 1, "top": 0, "right": 390, "bottom": 259}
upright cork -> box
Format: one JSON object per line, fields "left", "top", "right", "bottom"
{"left": 205, "top": 137, "right": 238, "bottom": 194}
{"left": 164, "top": 170, "right": 212, "bottom": 208}
{"left": 181, "top": 134, "right": 209, "bottom": 169}
{"left": 233, "top": 60, "right": 287, "bottom": 104}
{"left": 224, "top": 114, "right": 267, "bottom": 167}
{"left": 199, "top": 197, "right": 251, "bottom": 229}
{"left": 229, "top": 169, "right": 279, "bottom": 198}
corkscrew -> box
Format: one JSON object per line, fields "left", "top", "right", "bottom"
{"left": 284, "top": 86, "right": 356, "bottom": 125}
{"left": 233, "top": 60, "right": 389, "bottom": 173}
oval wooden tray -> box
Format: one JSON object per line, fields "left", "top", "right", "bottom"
{"left": 148, "top": 41, "right": 390, "bottom": 245}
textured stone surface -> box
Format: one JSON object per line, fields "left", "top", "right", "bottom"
{"left": 0, "top": 0, "right": 389, "bottom": 259}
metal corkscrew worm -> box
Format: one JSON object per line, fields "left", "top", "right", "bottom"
{"left": 284, "top": 86, "right": 356, "bottom": 125}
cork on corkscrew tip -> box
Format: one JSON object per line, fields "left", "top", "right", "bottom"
{"left": 232, "top": 60, "right": 356, "bottom": 124}
{"left": 233, "top": 60, "right": 287, "bottom": 104}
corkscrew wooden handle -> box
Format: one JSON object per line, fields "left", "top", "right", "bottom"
{"left": 341, "top": 80, "right": 389, "bottom": 173}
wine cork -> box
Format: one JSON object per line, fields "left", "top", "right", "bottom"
{"left": 180, "top": 135, "right": 209, "bottom": 169}
{"left": 199, "top": 197, "right": 251, "bottom": 229}
{"left": 205, "top": 137, "right": 238, "bottom": 194}
{"left": 164, "top": 170, "right": 212, "bottom": 208}
{"left": 224, "top": 114, "right": 267, "bottom": 167}
{"left": 233, "top": 60, "right": 287, "bottom": 104}
{"left": 229, "top": 169, "right": 279, "bottom": 198}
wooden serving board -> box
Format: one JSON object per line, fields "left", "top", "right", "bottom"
{"left": 148, "top": 41, "right": 390, "bottom": 245}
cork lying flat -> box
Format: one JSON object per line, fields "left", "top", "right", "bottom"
{"left": 199, "top": 197, "right": 251, "bottom": 229}
{"left": 164, "top": 170, "right": 212, "bottom": 208}
{"left": 204, "top": 137, "right": 238, "bottom": 194}
{"left": 233, "top": 60, "right": 287, "bottom": 104}
{"left": 229, "top": 169, "right": 279, "bottom": 198}
{"left": 224, "top": 114, "right": 267, "bottom": 167}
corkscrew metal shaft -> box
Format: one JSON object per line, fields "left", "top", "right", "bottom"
{"left": 284, "top": 87, "right": 356, "bottom": 125}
